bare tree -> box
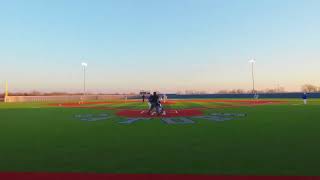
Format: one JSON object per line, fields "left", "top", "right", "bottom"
{"left": 184, "top": 90, "right": 207, "bottom": 94}
{"left": 217, "top": 90, "right": 229, "bottom": 94}
{"left": 277, "top": 87, "right": 286, "bottom": 93}
{"left": 229, "top": 89, "right": 245, "bottom": 94}
{"left": 216, "top": 89, "right": 246, "bottom": 94}
{"left": 302, "top": 84, "right": 318, "bottom": 93}
{"left": 262, "top": 87, "right": 286, "bottom": 93}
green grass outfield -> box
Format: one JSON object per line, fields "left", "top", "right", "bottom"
{"left": 0, "top": 99, "right": 319, "bottom": 176}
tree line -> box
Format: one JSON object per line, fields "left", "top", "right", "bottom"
{"left": 216, "top": 84, "right": 320, "bottom": 94}
{"left": 216, "top": 87, "right": 286, "bottom": 94}
{"left": 0, "top": 91, "right": 130, "bottom": 97}
{"left": 1, "top": 84, "right": 320, "bottom": 97}
{"left": 301, "top": 84, "right": 320, "bottom": 93}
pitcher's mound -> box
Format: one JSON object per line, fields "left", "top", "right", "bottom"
{"left": 117, "top": 108, "right": 203, "bottom": 118}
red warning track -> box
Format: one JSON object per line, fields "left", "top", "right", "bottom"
{"left": 49, "top": 101, "right": 176, "bottom": 108}
{"left": 172, "top": 99, "right": 287, "bottom": 105}
{"left": 49, "top": 99, "right": 287, "bottom": 111}
{"left": 117, "top": 108, "right": 203, "bottom": 118}
{"left": 49, "top": 101, "right": 115, "bottom": 107}
{"left": 0, "top": 173, "right": 316, "bottom": 180}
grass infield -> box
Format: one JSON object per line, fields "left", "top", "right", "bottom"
{"left": 0, "top": 99, "right": 319, "bottom": 176}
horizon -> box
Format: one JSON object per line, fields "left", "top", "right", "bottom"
{"left": 1, "top": 0, "right": 320, "bottom": 93}
{"left": 0, "top": 86, "right": 316, "bottom": 94}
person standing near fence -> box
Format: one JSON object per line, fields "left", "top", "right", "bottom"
{"left": 302, "top": 93, "right": 308, "bottom": 105}
{"left": 142, "top": 94, "right": 145, "bottom": 102}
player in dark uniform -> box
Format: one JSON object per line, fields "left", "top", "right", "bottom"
{"left": 142, "top": 94, "right": 145, "bottom": 102}
{"left": 148, "top": 92, "right": 162, "bottom": 115}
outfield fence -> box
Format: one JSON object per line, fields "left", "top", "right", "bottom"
{"left": 167, "top": 93, "right": 320, "bottom": 99}
{"left": 4, "top": 95, "right": 135, "bottom": 103}
{"left": 4, "top": 93, "right": 319, "bottom": 103}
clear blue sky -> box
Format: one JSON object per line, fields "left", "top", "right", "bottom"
{"left": 1, "top": 0, "right": 319, "bottom": 93}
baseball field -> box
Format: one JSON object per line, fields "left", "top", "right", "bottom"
{"left": 0, "top": 99, "right": 319, "bottom": 178}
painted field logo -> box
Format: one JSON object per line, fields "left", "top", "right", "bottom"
{"left": 116, "top": 109, "right": 246, "bottom": 124}
{"left": 75, "top": 113, "right": 110, "bottom": 121}
{"left": 197, "top": 113, "right": 246, "bottom": 122}
{"left": 74, "top": 111, "right": 246, "bottom": 124}
{"left": 56, "top": 99, "right": 286, "bottom": 125}
{"left": 117, "top": 109, "right": 203, "bottom": 118}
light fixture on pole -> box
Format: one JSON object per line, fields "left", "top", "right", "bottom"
{"left": 248, "top": 58, "right": 256, "bottom": 94}
{"left": 81, "top": 62, "right": 88, "bottom": 96}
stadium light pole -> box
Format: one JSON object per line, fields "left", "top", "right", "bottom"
{"left": 4, "top": 81, "right": 8, "bottom": 103}
{"left": 5, "top": 81, "right": 8, "bottom": 97}
{"left": 249, "top": 59, "right": 256, "bottom": 94}
{"left": 81, "top": 62, "right": 88, "bottom": 96}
